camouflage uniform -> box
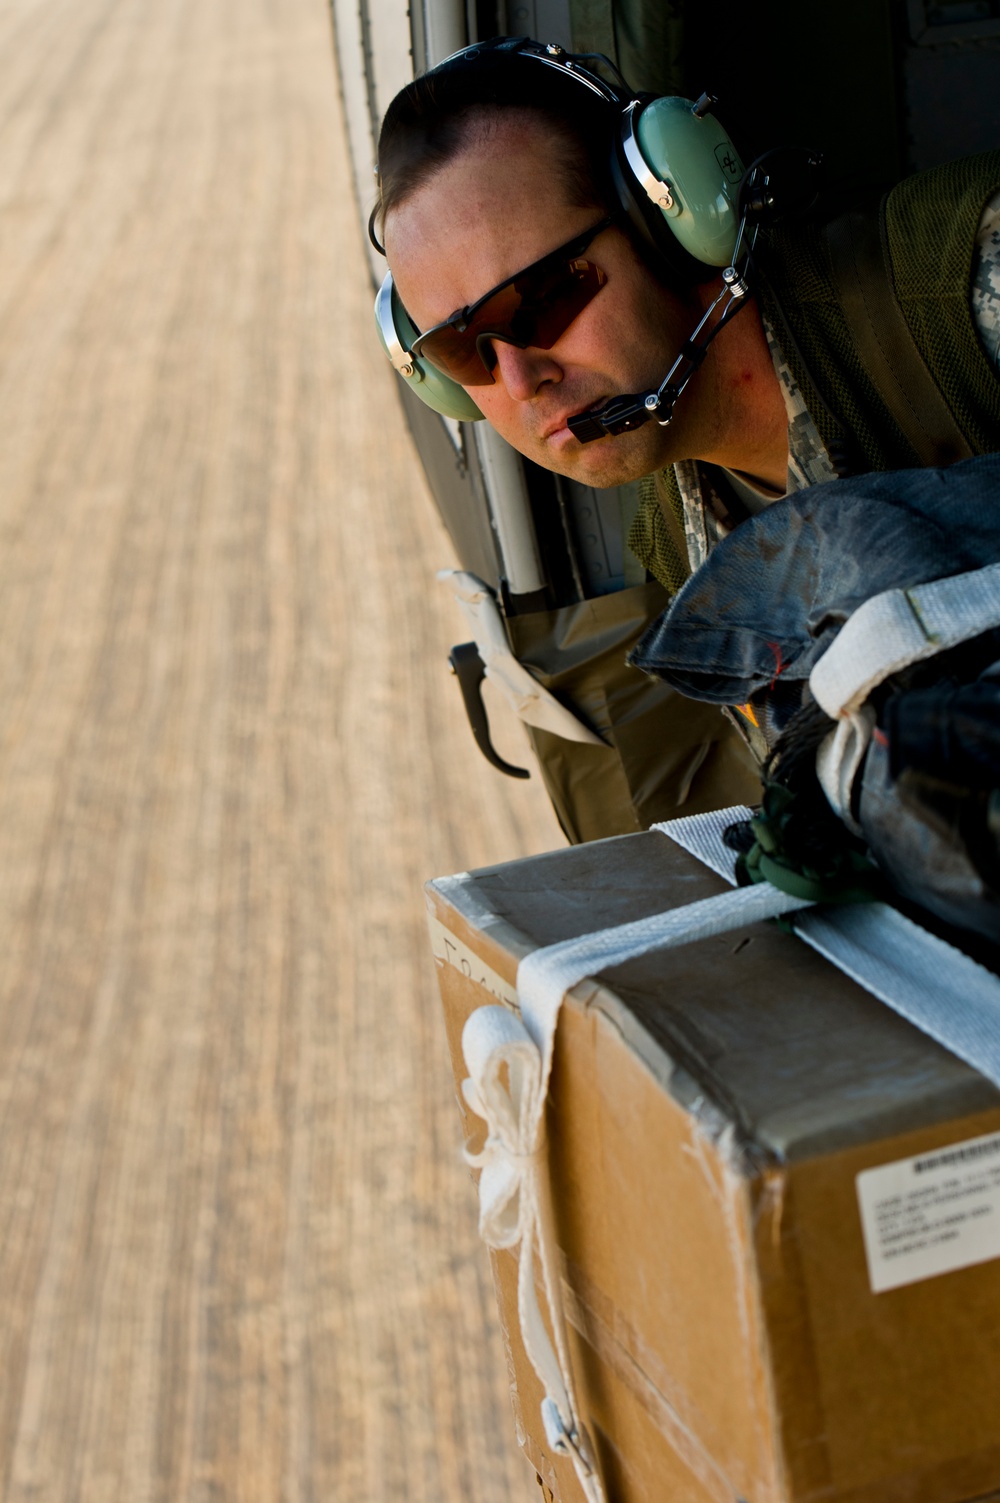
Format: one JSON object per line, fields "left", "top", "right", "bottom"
{"left": 971, "top": 188, "right": 1000, "bottom": 375}
{"left": 675, "top": 189, "right": 1000, "bottom": 575}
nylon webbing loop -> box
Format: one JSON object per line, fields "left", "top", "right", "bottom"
{"left": 810, "top": 561, "right": 1000, "bottom": 824}
{"left": 811, "top": 561, "right": 1000, "bottom": 720}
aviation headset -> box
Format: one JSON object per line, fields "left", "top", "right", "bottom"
{"left": 373, "top": 36, "right": 796, "bottom": 428}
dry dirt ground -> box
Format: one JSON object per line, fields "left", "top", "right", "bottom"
{"left": 0, "top": 1, "right": 563, "bottom": 1497}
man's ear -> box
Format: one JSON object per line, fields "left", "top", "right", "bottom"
{"left": 611, "top": 95, "right": 744, "bottom": 281}
{"left": 374, "top": 273, "right": 484, "bottom": 423}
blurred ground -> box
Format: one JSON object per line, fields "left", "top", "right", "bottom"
{"left": 0, "top": 0, "right": 564, "bottom": 1497}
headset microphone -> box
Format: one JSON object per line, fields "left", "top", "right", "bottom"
{"left": 568, "top": 148, "right": 823, "bottom": 445}
{"left": 567, "top": 253, "right": 754, "bottom": 443}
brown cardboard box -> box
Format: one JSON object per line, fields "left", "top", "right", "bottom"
{"left": 427, "top": 831, "right": 1000, "bottom": 1503}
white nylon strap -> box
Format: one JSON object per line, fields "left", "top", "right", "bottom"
{"left": 795, "top": 905, "right": 1000, "bottom": 1085}
{"left": 814, "top": 706, "right": 876, "bottom": 833}
{"left": 661, "top": 810, "right": 1000, "bottom": 1089}
{"left": 809, "top": 561, "right": 1000, "bottom": 720}
{"left": 655, "top": 803, "right": 751, "bottom": 880}
{"left": 809, "top": 562, "right": 1000, "bottom": 824}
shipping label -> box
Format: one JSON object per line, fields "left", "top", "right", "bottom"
{"left": 857, "top": 1128, "right": 1000, "bottom": 1293}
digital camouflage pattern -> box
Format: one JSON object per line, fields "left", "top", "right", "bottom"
{"left": 763, "top": 317, "right": 841, "bottom": 493}
{"left": 675, "top": 314, "right": 841, "bottom": 573}
{"left": 674, "top": 459, "right": 712, "bottom": 572}
{"left": 971, "top": 188, "right": 1000, "bottom": 376}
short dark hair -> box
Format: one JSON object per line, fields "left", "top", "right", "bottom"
{"left": 375, "top": 50, "right": 619, "bottom": 238}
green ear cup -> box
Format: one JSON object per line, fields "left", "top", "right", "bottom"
{"left": 633, "top": 97, "right": 744, "bottom": 267}
{"left": 374, "top": 275, "right": 484, "bottom": 423}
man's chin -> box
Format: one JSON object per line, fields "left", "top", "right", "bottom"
{"left": 541, "top": 428, "right": 668, "bottom": 488}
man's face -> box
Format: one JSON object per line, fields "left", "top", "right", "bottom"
{"left": 384, "top": 116, "right": 719, "bottom": 488}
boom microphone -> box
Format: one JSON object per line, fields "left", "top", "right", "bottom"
{"left": 568, "top": 149, "right": 822, "bottom": 446}
{"left": 567, "top": 261, "right": 753, "bottom": 443}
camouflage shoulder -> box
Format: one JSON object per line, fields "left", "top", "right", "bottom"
{"left": 971, "top": 187, "right": 1000, "bottom": 375}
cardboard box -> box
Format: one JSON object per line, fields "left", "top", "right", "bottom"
{"left": 427, "top": 831, "right": 1000, "bottom": 1503}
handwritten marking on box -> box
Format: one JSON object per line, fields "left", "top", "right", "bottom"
{"left": 857, "top": 1129, "right": 1000, "bottom": 1293}
{"left": 426, "top": 915, "right": 518, "bottom": 1008}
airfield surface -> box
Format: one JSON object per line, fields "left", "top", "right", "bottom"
{"left": 0, "top": 1, "right": 562, "bottom": 1497}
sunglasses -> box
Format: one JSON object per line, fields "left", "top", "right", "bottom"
{"left": 410, "top": 217, "right": 613, "bottom": 386}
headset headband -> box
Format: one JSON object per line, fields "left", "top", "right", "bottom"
{"left": 426, "top": 35, "right": 632, "bottom": 107}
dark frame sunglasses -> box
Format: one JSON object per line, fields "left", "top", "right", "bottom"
{"left": 411, "top": 217, "right": 613, "bottom": 386}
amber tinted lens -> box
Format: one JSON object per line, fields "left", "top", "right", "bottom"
{"left": 415, "top": 258, "right": 607, "bottom": 386}
{"left": 415, "top": 284, "right": 521, "bottom": 386}
{"left": 507, "top": 257, "right": 606, "bottom": 351}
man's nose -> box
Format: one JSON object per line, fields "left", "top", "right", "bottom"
{"left": 489, "top": 340, "right": 562, "bottom": 400}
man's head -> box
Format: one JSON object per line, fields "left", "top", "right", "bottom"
{"left": 376, "top": 42, "right": 782, "bottom": 488}
{"left": 375, "top": 45, "right": 619, "bottom": 245}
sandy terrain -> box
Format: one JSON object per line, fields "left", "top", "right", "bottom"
{"left": 0, "top": 1, "right": 562, "bottom": 1497}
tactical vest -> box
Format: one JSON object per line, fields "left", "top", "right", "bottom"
{"left": 629, "top": 151, "right": 1000, "bottom": 592}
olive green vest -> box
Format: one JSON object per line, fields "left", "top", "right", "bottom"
{"left": 629, "top": 152, "right": 1000, "bottom": 593}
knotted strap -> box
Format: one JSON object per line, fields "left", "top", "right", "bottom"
{"left": 462, "top": 1004, "right": 602, "bottom": 1496}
